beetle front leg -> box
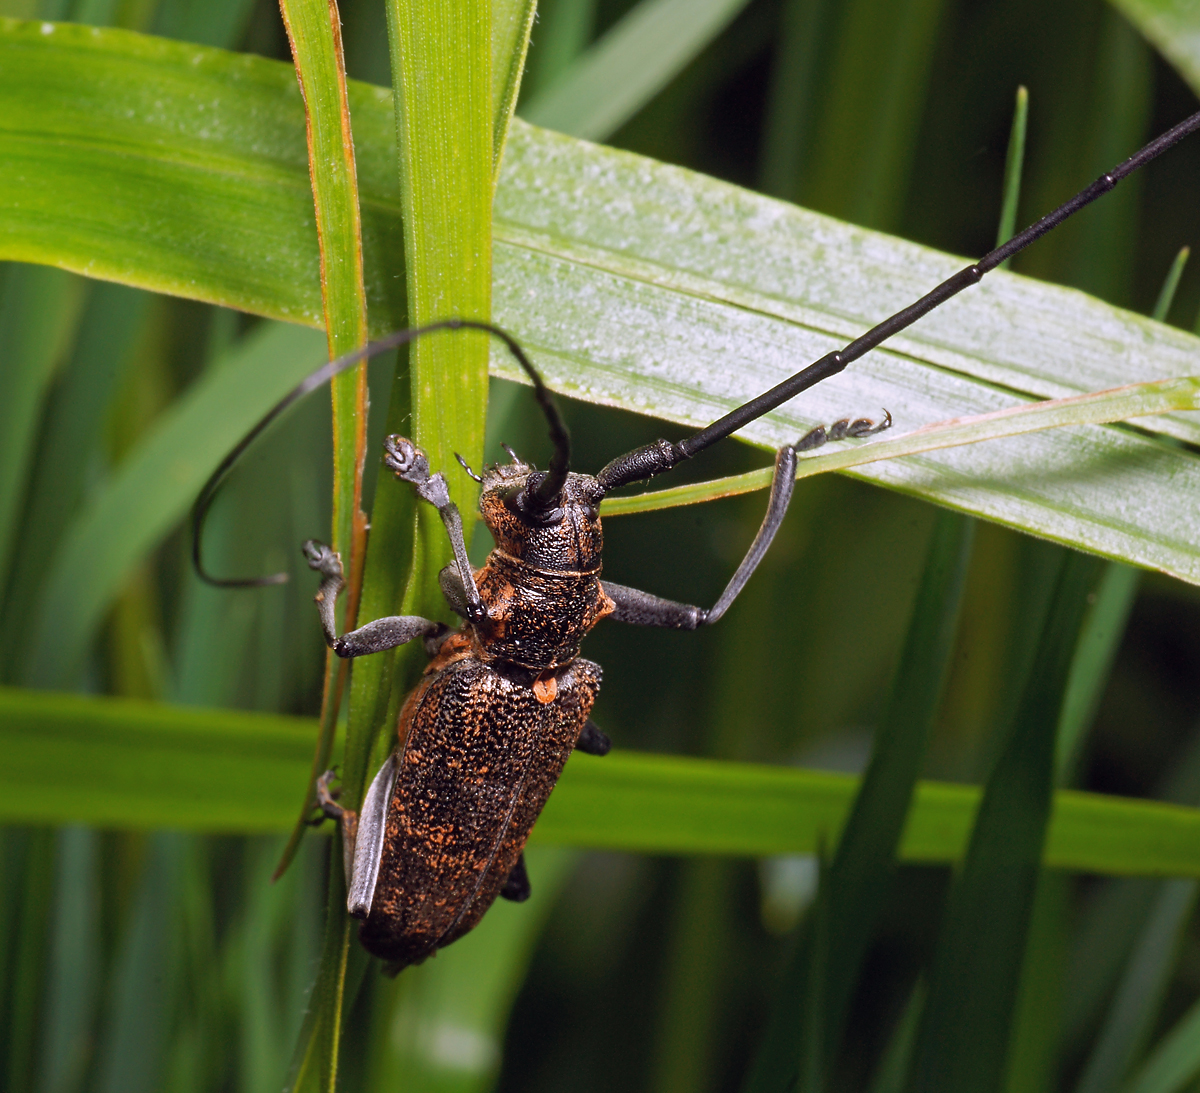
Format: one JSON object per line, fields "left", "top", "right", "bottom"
{"left": 604, "top": 443, "right": 798, "bottom": 629}
{"left": 383, "top": 435, "right": 487, "bottom": 624}
{"left": 605, "top": 410, "right": 889, "bottom": 628}
{"left": 303, "top": 540, "right": 445, "bottom": 657}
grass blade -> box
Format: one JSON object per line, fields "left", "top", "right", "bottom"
{"left": 272, "top": 0, "right": 370, "bottom": 904}
{"left": 905, "top": 552, "right": 1105, "bottom": 1093}
{"left": 520, "top": 0, "right": 751, "bottom": 140}
{"left": 10, "top": 687, "right": 1200, "bottom": 877}
{"left": 0, "top": 264, "right": 83, "bottom": 604}
{"left": 1075, "top": 879, "right": 1198, "bottom": 1093}
{"left": 996, "top": 86, "right": 1028, "bottom": 263}
{"left": 277, "top": 0, "right": 369, "bottom": 1058}
{"left": 1123, "top": 993, "right": 1200, "bottom": 1093}
{"left": 744, "top": 511, "right": 973, "bottom": 1091}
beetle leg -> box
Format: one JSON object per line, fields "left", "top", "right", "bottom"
{"left": 383, "top": 436, "right": 488, "bottom": 624}
{"left": 500, "top": 852, "right": 531, "bottom": 903}
{"left": 576, "top": 719, "right": 612, "bottom": 756}
{"left": 795, "top": 409, "right": 891, "bottom": 452}
{"left": 316, "top": 769, "right": 359, "bottom": 889}
{"left": 438, "top": 563, "right": 470, "bottom": 619}
{"left": 604, "top": 443, "right": 799, "bottom": 628}
{"left": 346, "top": 754, "right": 399, "bottom": 918}
{"left": 303, "top": 539, "right": 443, "bottom": 657}
{"left": 604, "top": 410, "right": 887, "bottom": 628}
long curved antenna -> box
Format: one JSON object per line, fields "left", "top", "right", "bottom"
{"left": 194, "top": 318, "right": 569, "bottom": 587}
{"left": 596, "top": 107, "right": 1200, "bottom": 493}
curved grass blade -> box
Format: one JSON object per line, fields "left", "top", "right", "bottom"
{"left": 1075, "top": 879, "right": 1198, "bottom": 1093}
{"left": 274, "top": 2, "right": 369, "bottom": 1086}
{"left": 1112, "top": 0, "right": 1200, "bottom": 99}
{"left": 0, "top": 265, "right": 83, "bottom": 605}
{"left": 272, "top": 0, "right": 370, "bottom": 884}
{"left": 1123, "top": 992, "right": 1200, "bottom": 1093}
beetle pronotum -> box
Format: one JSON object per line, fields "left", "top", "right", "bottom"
{"left": 195, "top": 107, "right": 1200, "bottom": 973}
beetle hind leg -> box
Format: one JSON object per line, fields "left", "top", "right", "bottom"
{"left": 576, "top": 719, "right": 612, "bottom": 756}
{"left": 500, "top": 852, "right": 532, "bottom": 903}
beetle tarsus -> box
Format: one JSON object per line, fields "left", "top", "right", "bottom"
{"left": 304, "top": 540, "right": 345, "bottom": 646}
{"left": 795, "top": 409, "right": 891, "bottom": 452}
{"left": 384, "top": 435, "right": 488, "bottom": 624}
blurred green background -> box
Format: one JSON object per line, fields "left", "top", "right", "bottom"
{"left": 5, "top": 0, "right": 1200, "bottom": 1091}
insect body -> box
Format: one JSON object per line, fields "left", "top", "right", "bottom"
{"left": 195, "top": 107, "right": 1200, "bottom": 973}
{"left": 303, "top": 362, "right": 873, "bottom": 971}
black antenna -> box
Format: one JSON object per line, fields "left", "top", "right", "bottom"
{"left": 193, "top": 319, "right": 570, "bottom": 587}
{"left": 597, "top": 107, "right": 1200, "bottom": 493}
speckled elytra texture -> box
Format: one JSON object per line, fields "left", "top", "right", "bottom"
{"left": 357, "top": 651, "right": 601, "bottom": 968}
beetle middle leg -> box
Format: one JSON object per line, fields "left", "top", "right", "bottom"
{"left": 303, "top": 539, "right": 447, "bottom": 657}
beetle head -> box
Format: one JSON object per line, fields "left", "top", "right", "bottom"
{"left": 479, "top": 452, "right": 605, "bottom": 571}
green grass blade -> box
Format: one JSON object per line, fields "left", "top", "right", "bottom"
{"left": 906, "top": 552, "right": 1105, "bottom": 1093}
{"left": 1076, "top": 878, "right": 1198, "bottom": 1093}
{"left": 0, "top": 264, "right": 83, "bottom": 607}
{"left": 868, "top": 981, "right": 926, "bottom": 1093}
{"left": 23, "top": 321, "right": 326, "bottom": 689}
{"left": 996, "top": 85, "right": 1028, "bottom": 263}
{"left": 744, "top": 511, "right": 973, "bottom": 1092}
{"left": 36, "top": 827, "right": 100, "bottom": 1093}
{"left": 519, "top": 0, "right": 751, "bottom": 140}
{"left": 1123, "top": 992, "right": 1200, "bottom": 1093}
{"left": 2, "top": 282, "right": 152, "bottom": 683}
{"left": 93, "top": 834, "right": 184, "bottom": 1093}
{"left": 492, "top": 0, "right": 536, "bottom": 170}
{"left": 800, "top": 0, "right": 949, "bottom": 232}
{"left": 1055, "top": 562, "right": 1140, "bottom": 779}
{"left": 277, "top": 0, "right": 369, "bottom": 570}
{"left": 10, "top": 686, "right": 1200, "bottom": 877}
{"left": 272, "top": 4, "right": 370, "bottom": 1084}
{"left": 1152, "top": 247, "right": 1189, "bottom": 323}
{"left": 522, "top": 0, "right": 596, "bottom": 97}
{"left": 1111, "top": 0, "right": 1200, "bottom": 98}
{"left": 3, "top": 828, "right": 54, "bottom": 1093}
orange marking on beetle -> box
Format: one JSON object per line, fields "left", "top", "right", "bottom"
{"left": 532, "top": 673, "right": 557, "bottom": 704}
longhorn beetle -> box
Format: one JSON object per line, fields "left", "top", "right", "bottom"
{"left": 195, "top": 107, "right": 1200, "bottom": 973}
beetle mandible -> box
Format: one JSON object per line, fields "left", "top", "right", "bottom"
{"left": 195, "top": 107, "right": 1200, "bottom": 974}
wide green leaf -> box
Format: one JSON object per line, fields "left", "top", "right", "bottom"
{"left": 4, "top": 22, "right": 1200, "bottom": 582}
{"left": 5, "top": 686, "right": 1200, "bottom": 877}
